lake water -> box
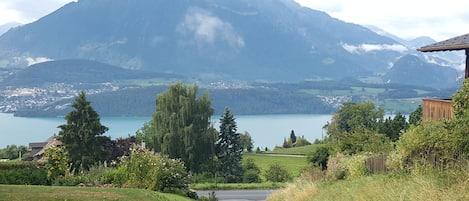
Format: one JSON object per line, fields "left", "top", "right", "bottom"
{"left": 0, "top": 113, "right": 332, "bottom": 149}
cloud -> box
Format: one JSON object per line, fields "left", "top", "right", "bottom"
{"left": 295, "top": 0, "right": 469, "bottom": 41}
{"left": 342, "top": 43, "right": 408, "bottom": 54}
{"left": 26, "top": 57, "right": 53, "bottom": 66}
{"left": 177, "top": 7, "right": 244, "bottom": 48}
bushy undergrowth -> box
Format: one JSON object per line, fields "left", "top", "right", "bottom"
{"left": 0, "top": 162, "right": 47, "bottom": 185}
{"left": 268, "top": 169, "right": 469, "bottom": 201}
{"left": 120, "top": 146, "right": 191, "bottom": 193}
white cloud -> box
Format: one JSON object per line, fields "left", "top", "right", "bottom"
{"left": 177, "top": 7, "right": 244, "bottom": 48}
{"left": 26, "top": 57, "right": 53, "bottom": 66}
{"left": 295, "top": 0, "right": 469, "bottom": 41}
{"left": 342, "top": 43, "right": 408, "bottom": 54}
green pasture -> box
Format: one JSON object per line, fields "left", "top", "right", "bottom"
{"left": 243, "top": 153, "right": 309, "bottom": 179}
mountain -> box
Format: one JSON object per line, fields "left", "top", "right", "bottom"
{"left": 0, "top": 0, "right": 406, "bottom": 82}
{"left": 366, "top": 25, "right": 465, "bottom": 71}
{"left": 384, "top": 55, "right": 459, "bottom": 88}
{"left": 0, "top": 22, "right": 22, "bottom": 36}
{"left": 1, "top": 59, "right": 180, "bottom": 87}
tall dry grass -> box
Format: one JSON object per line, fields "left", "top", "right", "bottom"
{"left": 267, "top": 169, "right": 469, "bottom": 201}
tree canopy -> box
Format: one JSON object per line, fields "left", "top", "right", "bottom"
{"left": 147, "top": 82, "right": 216, "bottom": 173}
{"left": 57, "top": 91, "right": 110, "bottom": 171}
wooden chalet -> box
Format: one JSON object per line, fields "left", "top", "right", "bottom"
{"left": 417, "top": 34, "right": 469, "bottom": 121}
{"left": 28, "top": 136, "right": 62, "bottom": 161}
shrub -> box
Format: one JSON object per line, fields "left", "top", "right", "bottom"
{"left": 344, "top": 154, "right": 368, "bottom": 178}
{"left": 120, "top": 146, "right": 191, "bottom": 192}
{"left": 326, "top": 152, "right": 348, "bottom": 180}
{"left": 43, "top": 146, "right": 69, "bottom": 182}
{"left": 308, "top": 146, "right": 330, "bottom": 170}
{"left": 396, "top": 122, "right": 458, "bottom": 171}
{"left": 265, "top": 164, "right": 291, "bottom": 182}
{"left": 242, "top": 158, "right": 261, "bottom": 183}
{"left": 103, "top": 166, "right": 128, "bottom": 187}
{"left": 0, "top": 161, "right": 47, "bottom": 185}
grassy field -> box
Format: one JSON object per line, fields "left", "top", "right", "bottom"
{"left": 267, "top": 144, "right": 326, "bottom": 155}
{"left": 267, "top": 171, "right": 469, "bottom": 201}
{"left": 243, "top": 153, "right": 309, "bottom": 179}
{"left": 0, "top": 185, "right": 192, "bottom": 201}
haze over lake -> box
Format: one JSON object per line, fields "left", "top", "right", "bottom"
{"left": 0, "top": 113, "right": 331, "bottom": 149}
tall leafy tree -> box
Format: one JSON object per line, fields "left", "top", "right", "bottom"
{"left": 327, "top": 101, "right": 384, "bottom": 139}
{"left": 57, "top": 91, "right": 110, "bottom": 171}
{"left": 215, "top": 107, "right": 243, "bottom": 183}
{"left": 239, "top": 131, "right": 254, "bottom": 152}
{"left": 151, "top": 82, "right": 215, "bottom": 173}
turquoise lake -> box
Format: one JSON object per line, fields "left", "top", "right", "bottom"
{"left": 0, "top": 113, "right": 332, "bottom": 149}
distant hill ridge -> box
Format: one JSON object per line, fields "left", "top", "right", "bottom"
{"left": 2, "top": 59, "right": 177, "bottom": 87}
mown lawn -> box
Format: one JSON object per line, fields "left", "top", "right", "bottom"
{"left": 243, "top": 153, "right": 309, "bottom": 179}
{"left": 0, "top": 185, "right": 192, "bottom": 201}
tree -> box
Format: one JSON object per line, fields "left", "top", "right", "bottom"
{"left": 409, "top": 105, "right": 422, "bottom": 126}
{"left": 57, "top": 91, "right": 110, "bottom": 171}
{"left": 290, "top": 130, "right": 297, "bottom": 145}
{"left": 378, "top": 112, "right": 409, "bottom": 142}
{"left": 326, "top": 101, "right": 392, "bottom": 154}
{"left": 239, "top": 131, "right": 254, "bottom": 152}
{"left": 215, "top": 107, "right": 244, "bottom": 183}
{"left": 149, "top": 82, "right": 215, "bottom": 173}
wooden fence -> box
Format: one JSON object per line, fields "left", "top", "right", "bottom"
{"left": 365, "top": 155, "right": 387, "bottom": 174}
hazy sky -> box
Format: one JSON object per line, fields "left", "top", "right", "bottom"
{"left": 0, "top": 0, "right": 468, "bottom": 41}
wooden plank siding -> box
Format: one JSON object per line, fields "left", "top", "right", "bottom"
{"left": 422, "top": 98, "right": 453, "bottom": 121}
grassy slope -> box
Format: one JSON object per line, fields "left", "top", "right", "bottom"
{"left": 243, "top": 154, "right": 309, "bottom": 179}
{"left": 267, "top": 173, "right": 469, "bottom": 201}
{"left": 267, "top": 144, "right": 326, "bottom": 155}
{"left": 0, "top": 185, "right": 192, "bottom": 201}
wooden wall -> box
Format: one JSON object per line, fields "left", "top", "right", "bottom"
{"left": 422, "top": 99, "right": 453, "bottom": 121}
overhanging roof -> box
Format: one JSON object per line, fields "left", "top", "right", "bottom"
{"left": 417, "top": 33, "right": 469, "bottom": 52}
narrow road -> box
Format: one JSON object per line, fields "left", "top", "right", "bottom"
{"left": 197, "top": 189, "right": 276, "bottom": 201}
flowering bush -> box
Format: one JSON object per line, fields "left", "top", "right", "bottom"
{"left": 326, "top": 152, "right": 348, "bottom": 180}
{"left": 43, "top": 146, "right": 69, "bottom": 182}
{"left": 119, "top": 146, "right": 190, "bottom": 192}
{"left": 345, "top": 154, "right": 368, "bottom": 178}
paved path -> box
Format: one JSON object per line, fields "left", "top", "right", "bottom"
{"left": 197, "top": 189, "right": 276, "bottom": 201}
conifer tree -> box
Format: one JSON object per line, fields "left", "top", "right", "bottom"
{"left": 215, "top": 107, "right": 243, "bottom": 183}
{"left": 58, "top": 91, "right": 110, "bottom": 171}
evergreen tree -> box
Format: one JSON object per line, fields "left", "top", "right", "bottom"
{"left": 215, "top": 107, "right": 244, "bottom": 183}
{"left": 150, "top": 82, "right": 215, "bottom": 173}
{"left": 58, "top": 91, "right": 110, "bottom": 171}
{"left": 290, "top": 130, "right": 297, "bottom": 145}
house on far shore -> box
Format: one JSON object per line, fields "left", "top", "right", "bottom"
{"left": 28, "top": 135, "right": 62, "bottom": 161}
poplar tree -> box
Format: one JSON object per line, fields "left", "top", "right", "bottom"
{"left": 215, "top": 107, "right": 243, "bottom": 183}
{"left": 151, "top": 82, "right": 215, "bottom": 173}
{"left": 58, "top": 91, "right": 110, "bottom": 171}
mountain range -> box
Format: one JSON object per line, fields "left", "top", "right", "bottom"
{"left": 0, "top": 0, "right": 461, "bottom": 86}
